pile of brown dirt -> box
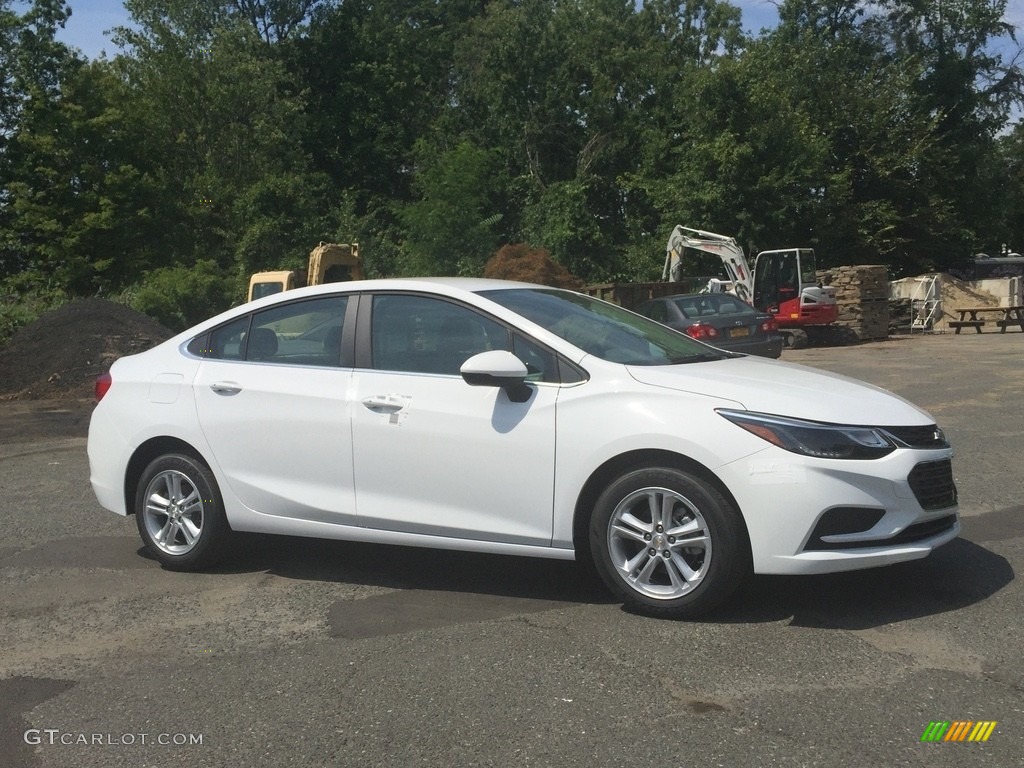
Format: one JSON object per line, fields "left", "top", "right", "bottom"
{"left": 935, "top": 275, "right": 1002, "bottom": 330}
{"left": 939, "top": 275, "right": 1001, "bottom": 308}
{"left": 484, "top": 243, "right": 583, "bottom": 289}
{"left": 0, "top": 299, "right": 172, "bottom": 401}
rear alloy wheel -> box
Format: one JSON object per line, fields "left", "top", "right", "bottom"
{"left": 590, "top": 467, "right": 749, "bottom": 619}
{"left": 135, "top": 453, "right": 229, "bottom": 570}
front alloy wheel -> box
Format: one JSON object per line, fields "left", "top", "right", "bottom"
{"left": 590, "top": 467, "right": 749, "bottom": 619}
{"left": 607, "top": 487, "right": 712, "bottom": 600}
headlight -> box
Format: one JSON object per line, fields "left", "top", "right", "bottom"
{"left": 717, "top": 410, "right": 896, "bottom": 459}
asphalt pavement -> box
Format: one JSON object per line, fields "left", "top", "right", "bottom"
{"left": 0, "top": 331, "right": 1021, "bottom": 767}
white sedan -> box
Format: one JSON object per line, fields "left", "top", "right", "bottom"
{"left": 88, "top": 278, "right": 959, "bottom": 618}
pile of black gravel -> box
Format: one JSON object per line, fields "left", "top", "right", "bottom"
{"left": 0, "top": 299, "right": 172, "bottom": 400}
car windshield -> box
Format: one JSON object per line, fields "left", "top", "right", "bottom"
{"left": 478, "top": 288, "right": 730, "bottom": 365}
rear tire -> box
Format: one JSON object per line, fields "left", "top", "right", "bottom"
{"left": 134, "top": 453, "right": 230, "bottom": 571}
{"left": 589, "top": 467, "right": 749, "bottom": 619}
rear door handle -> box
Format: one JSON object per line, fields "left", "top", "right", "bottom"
{"left": 210, "top": 381, "right": 242, "bottom": 395}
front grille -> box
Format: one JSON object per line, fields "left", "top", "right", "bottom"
{"left": 908, "top": 459, "right": 957, "bottom": 510}
{"left": 881, "top": 424, "right": 948, "bottom": 449}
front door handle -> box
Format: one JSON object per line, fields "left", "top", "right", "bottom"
{"left": 362, "top": 395, "right": 407, "bottom": 413}
{"left": 210, "top": 381, "right": 242, "bottom": 395}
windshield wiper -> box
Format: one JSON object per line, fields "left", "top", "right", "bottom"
{"left": 669, "top": 352, "right": 731, "bottom": 364}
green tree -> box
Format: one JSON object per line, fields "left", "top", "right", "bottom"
{"left": 402, "top": 140, "right": 507, "bottom": 275}
{"left": 129, "top": 257, "right": 233, "bottom": 330}
{"left": 994, "top": 123, "right": 1024, "bottom": 251}
{"left": 295, "top": 0, "right": 476, "bottom": 206}
{"left": 698, "top": 0, "right": 973, "bottom": 273}
{"left": 115, "top": 0, "right": 331, "bottom": 280}
{"left": 878, "top": 0, "right": 1023, "bottom": 267}
{"left": 748, "top": 2, "right": 941, "bottom": 266}
{"left": 0, "top": 1, "right": 23, "bottom": 149}
{"left": 0, "top": 1, "right": 143, "bottom": 293}
{"left": 4, "top": 59, "right": 163, "bottom": 292}
{"left": 449, "top": 0, "right": 667, "bottom": 279}
{"left": 232, "top": 170, "right": 342, "bottom": 286}
{"left": 230, "top": 0, "right": 326, "bottom": 44}
{"left": 617, "top": 0, "right": 749, "bottom": 278}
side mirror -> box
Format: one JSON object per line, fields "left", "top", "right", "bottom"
{"left": 460, "top": 351, "right": 531, "bottom": 402}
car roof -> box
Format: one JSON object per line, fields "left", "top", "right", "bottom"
{"left": 238, "top": 276, "right": 554, "bottom": 312}
{"left": 176, "top": 277, "right": 569, "bottom": 343}
{"left": 297, "top": 276, "right": 542, "bottom": 296}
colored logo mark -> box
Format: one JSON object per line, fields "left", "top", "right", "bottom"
{"left": 921, "top": 721, "right": 997, "bottom": 742}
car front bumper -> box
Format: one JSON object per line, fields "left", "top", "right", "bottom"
{"left": 717, "top": 446, "right": 958, "bottom": 575}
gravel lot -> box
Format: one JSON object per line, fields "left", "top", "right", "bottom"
{"left": 1, "top": 331, "right": 1021, "bottom": 768}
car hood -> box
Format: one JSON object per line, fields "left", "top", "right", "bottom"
{"left": 626, "top": 356, "right": 935, "bottom": 426}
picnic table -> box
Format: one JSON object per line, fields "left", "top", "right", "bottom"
{"left": 949, "top": 305, "right": 1024, "bottom": 334}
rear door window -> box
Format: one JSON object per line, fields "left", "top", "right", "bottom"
{"left": 202, "top": 316, "right": 250, "bottom": 360}
{"left": 189, "top": 296, "right": 349, "bottom": 366}
{"left": 246, "top": 296, "right": 349, "bottom": 366}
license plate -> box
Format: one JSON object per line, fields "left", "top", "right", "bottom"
{"left": 729, "top": 327, "right": 750, "bottom": 338}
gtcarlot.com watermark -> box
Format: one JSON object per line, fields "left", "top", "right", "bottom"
{"left": 24, "top": 729, "right": 203, "bottom": 747}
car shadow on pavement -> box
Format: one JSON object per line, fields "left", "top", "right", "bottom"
{"left": 707, "top": 537, "right": 1014, "bottom": 629}
{"left": 206, "top": 533, "right": 613, "bottom": 606}
{"left": 138, "top": 529, "right": 1012, "bottom": 631}
{"left": 189, "top": 534, "right": 614, "bottom": 637}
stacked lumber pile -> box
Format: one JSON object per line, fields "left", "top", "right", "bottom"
{"left": 888, "top": 297, "right": 914, "bottom": 333}
{"left": 817, "top": 265, "right": 890, "bottom": 341}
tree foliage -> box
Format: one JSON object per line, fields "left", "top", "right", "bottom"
{"left": 2, "top": 0, "right": 1024, "bottom": 330}
{"left": 128, "top": 257, "right": 233, "bottom": 330}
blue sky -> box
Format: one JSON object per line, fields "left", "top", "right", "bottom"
{"left": 64, "top": 0, "right": 131, "bottom": 58}
{"left": 18, "top": 1, "right": 1024, "bottom": 61}
{"left": 16, "top": 0, "right": 131, "bottom": 59}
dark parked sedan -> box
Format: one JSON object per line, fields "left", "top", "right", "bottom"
{"left": 635, "top": 293, "right": 784, "bottom": 358}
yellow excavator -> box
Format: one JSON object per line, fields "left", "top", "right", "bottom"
{"left": 247, "top": 242, "right": 363, "bottom": 302}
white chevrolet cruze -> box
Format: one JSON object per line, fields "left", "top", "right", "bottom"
{"left": 88, "top": 278, "right": 959, "bottom": 618}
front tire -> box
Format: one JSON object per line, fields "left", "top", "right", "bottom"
{"left": 134, "top": 453, "right": 230, "bottom": 570}
{"left": 590, "top": 467, "right": 749, "bottom": 619}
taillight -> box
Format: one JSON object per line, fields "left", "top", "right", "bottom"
{"left": 95, "top": 372, "right": 112, "bottom": 402}
{"left": 685, "top": 323, "right": 719, "bottom": 340}
{"left": 761, "top": 316, "right": 778, "bottom": 332}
